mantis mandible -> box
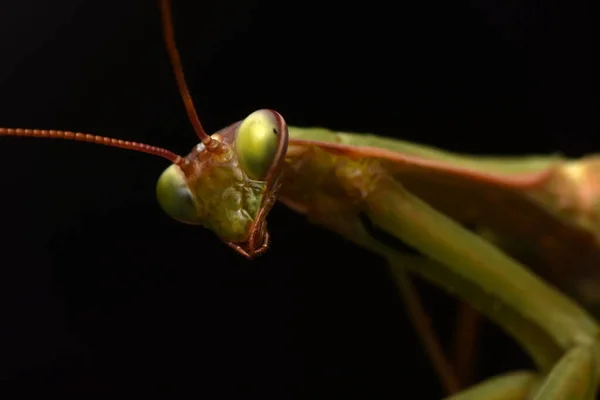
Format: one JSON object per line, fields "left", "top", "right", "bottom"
{"left": 2, "top": 1, "right": 600, "bottom": 398}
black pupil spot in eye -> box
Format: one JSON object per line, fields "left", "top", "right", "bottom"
{"left": 272, "top": 128, "right": 277, "bottom": 135}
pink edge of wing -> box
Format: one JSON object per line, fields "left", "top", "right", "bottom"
{"left": 288, "top": 138, "right": 554, "bottom": 189}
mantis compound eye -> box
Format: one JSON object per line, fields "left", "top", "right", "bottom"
{"left": 156, "top": 164, "right": 201, "bottom": 224}
{"left": 235, "top": 109, "right": 283, "bottom": 181}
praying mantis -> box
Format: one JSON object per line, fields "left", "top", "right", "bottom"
{"left": 1, "top": 0, "right": 599, "bottom": 398}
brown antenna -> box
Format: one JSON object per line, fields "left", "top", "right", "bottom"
{"left": 0, "top": 128, "right": 186, "bottom": 166}
{"left": 160, "top": 0, "right": 220, "bottom": 151}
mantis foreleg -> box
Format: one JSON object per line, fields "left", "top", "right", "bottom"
{"left": 281, "top": 160, "right": 600, "bottom": 398}
{"left": 374, "top": 178, "right": 600, "bottom": 397}
{"left": 444, "top": 371, "right": 539, "bottom": 400}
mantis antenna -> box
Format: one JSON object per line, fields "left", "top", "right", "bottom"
{"left": 0, "top": 0, "right": 220, "bottom": 163}
{"left": 0, "top": 128, "right": 185, "bottom": 165}
{"left": 159, "top": 0, "right": 221, "bottom": 152}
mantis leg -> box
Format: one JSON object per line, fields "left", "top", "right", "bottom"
{"left": 443, "top": 344, "right": 596, "bottom": 399}
{"left": 389, "top": 256, "right": 597, "bottom": 399}
{"left": 529, "top": 343, "right": 597, "bottom": 399}
{"left": 390, "top": 266, "right": 461, "bottom": 394}
{"left": 368, "top": 176, "right": 598, "bottom": 350}
{"left": 364, "top": 176, "right": 600, "bottom": 397}
{"left": 452, "top": 302, "right": 481, "bottom": 386}
{"left": 388, "top": 254, "right": 597, "bottom": 399}
{"left": 449, "top": 227, "right": 537, "bottom": 388}
{"left": 443, "top": 371, "right": 539, "bottom": 400}
{"left": 286, "top": 172, "right": 600, "bottom": 397}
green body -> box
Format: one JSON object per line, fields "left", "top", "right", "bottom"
{"left": 281, "top": 126, "right": 600, "bottom": 398}
{"left": 286, "top": 127, "right": 600, "bottom": 312}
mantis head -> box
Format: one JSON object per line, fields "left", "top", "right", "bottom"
{"left": 0, "top": 0, "right": 288, "bottom": 259}
{"left": 156, "top": 109, "right": 288, "bottom": 258}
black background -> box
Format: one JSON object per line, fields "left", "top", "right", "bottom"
{"left": 0, "top": 0, "right": 597, "bottom": 397}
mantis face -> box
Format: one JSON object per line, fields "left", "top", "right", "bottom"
{"left": 0, "top": 2, "right": 289, "bottom": 259}
{"left": 156, "top": 109, "right": 289, "bottom": 258}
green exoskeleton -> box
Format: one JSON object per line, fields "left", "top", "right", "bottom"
{"left": 155, "top": 110, "right": 288, "bottom": 257}
{"left": 2, "top": 0, "right": 600, "bottom": 398}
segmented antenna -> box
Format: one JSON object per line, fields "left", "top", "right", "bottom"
{"left": 160, "top": 0, "right": 220, "bottom": 151}
{"left": 0, "top": 128, "right": 186, "bottom": 166}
